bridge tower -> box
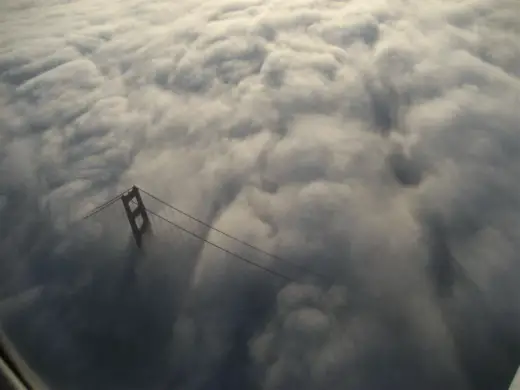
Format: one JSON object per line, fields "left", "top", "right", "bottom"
{"left": 121, "top": 186, "right": 151, "bottom": 248}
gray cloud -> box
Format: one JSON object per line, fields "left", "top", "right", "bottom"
{"left": 1, "top": 0, "right": 520, "bottom": 389}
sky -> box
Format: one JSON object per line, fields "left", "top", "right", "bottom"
{"left": 0, "top": 0, "right": 520, "bottom": 389}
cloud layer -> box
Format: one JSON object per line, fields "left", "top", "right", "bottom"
{"left": 1, "top": 0, "right": 520, "bottom": 389}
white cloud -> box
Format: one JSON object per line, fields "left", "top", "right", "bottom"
{"left": 0, "top": 0, "right": 519, "bottom": 389}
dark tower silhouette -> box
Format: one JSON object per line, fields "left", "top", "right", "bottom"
{"left": 121, "top": 186, "right": 152, "bottom": 248}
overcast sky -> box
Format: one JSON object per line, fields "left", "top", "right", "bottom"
{"left": 1, "top": 0, "right": 520, "bottom": 389}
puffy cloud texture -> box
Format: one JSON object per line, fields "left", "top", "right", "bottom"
{"left": 1, "top": 0, "right": 520, "bottom": 389}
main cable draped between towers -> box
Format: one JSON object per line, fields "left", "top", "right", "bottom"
{"left": 137, "top": 186, "right": 333, "bottom": 285}
{"left": 136, "top": 187, "right": 491, "bottom": 300}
